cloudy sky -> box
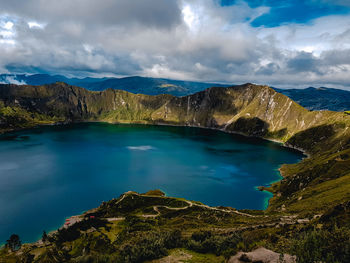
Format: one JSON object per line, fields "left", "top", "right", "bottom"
{"left": 1, "top": 0, "right": 350, "bottom": 89}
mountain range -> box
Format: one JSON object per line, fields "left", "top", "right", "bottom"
{"left": 274, "top": 87, "right": 350, "bottom": 111}
{"left": 1, "top": 73, "right": 349, "bottom": 111}
{"left": 0, "top": 74, "right": 228, "bottom": 97}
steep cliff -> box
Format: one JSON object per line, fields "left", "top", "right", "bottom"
{"left": 1, "top": 83, "right": 348, "bottom": 143}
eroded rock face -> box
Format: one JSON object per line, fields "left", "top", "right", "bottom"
{"left": 228, "top": 117, "right": 269, "bottom": 137}
{"left": 228, "top": 247, "right": 296, "bottom": 263}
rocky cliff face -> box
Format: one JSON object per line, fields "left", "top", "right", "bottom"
{"left": 1, "top": 82, "right": 348, "bottom": 146}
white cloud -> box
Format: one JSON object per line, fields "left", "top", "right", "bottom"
{"left": 0, "top": 0, "right": 349, "bottom": 89}
{"left": 3, "top": 21, "right": 13, "bottom": 30}
{"left": 182, "top": 5, "right": 197, "bottom": 30}
{"left": 0, "top": 75, "right": 27, "bottom": 85}
{"left": 0, "top": 18, "right": 16, "bottom": 45}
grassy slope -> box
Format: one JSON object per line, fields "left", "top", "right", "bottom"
{"left": 1, "top": 191, "right": 348, "bottom": 262}
{"left": 0, "top": 83, "right": 349, "bottom": 262}
{"left": 0, "top": 82, "right": 347, "bottom": 137}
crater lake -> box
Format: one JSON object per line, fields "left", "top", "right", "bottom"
{"left": 0, "top": 123, "right": 303, "bottom": 243}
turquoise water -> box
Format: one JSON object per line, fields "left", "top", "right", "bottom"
{"left": 0, "top": 123, "right": 303, "bottom": 243}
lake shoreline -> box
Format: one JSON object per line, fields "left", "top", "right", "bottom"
{"left": 0, "top": 120, "right": 307, "bottom": 244}
{"left": 0, "top": 119, "right": 308, "bottom": 156}
{"left": 0, "top": 120, "right": 307, "bottom": 197}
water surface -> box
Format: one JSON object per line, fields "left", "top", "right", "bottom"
{"left": 0, "top": 123, "right": 303, "bottom": 242}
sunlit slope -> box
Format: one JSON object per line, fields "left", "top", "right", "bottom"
{"left": 1, "top": 82, "right": 349, "bottom": 143}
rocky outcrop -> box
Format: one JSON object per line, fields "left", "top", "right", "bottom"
{"left": 229, "top": 247, "right": 296, "bottom": 263}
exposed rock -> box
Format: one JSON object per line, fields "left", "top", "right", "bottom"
{"left": 228, "top": 247, "right": 296, "bottom": 263}
{"left": 297, "top": 218, "right": 310, "bottom": 224}
{"left": 148, "top": 250, "right": 192, "bottom": 263}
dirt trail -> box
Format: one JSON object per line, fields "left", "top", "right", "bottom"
{"left": 60, "top": 193, "right": 307, "bottom": 237}
{"left": 136, "top": 194, "right": 258, "bottom": 218}
{"left": 62, "top": 192, "right": 260, "bottom": 230}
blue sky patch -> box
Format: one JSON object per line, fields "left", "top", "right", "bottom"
{"left": 220, "top": 0, "right": 350, "bottom": 27}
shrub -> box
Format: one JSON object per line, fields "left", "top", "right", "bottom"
{"left": 6, "top": 234, "right": 21, "bottom": 252}
{"left": 187, "top": 231, "right": 242, "bottom": 258}
{"left": 118, "top": 230, "right": 182, "bottom": 263}
{"left": 290, "top": 227, "right": 350, "bottom": 263}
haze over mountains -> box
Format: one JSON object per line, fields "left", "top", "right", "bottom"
{"left": 274, "top": 87, "right": 350, "bottom": 112}
{"left": 1, "top": 74, "right": 349, "bottom": 112}
{"left": 0, "top": 74, "right": 228, "bottom": 97}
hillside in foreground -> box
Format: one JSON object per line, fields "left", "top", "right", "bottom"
{"left": 0, "top": 83, "right": 349, "bottom": 262}
{"left": 1, "top": 189, "right": 349, "bottom": 262}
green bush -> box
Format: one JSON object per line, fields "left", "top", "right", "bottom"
{"left": 6, "top": 234, "right": 21, "bottom": 252}
{"left": 290, "top": 227, "right": 350, "bottom": 263}
{"left": 117, "top": 230, "right": 182, "bottom": 263}
{"left": 187, "top": 231, "right": 242, "bottom": 258}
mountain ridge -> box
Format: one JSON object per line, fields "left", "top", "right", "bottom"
{"left": 2, "top": 73, "right": 350, "bottom": 111}
{"left": 0, "top": 73, "right": 229, "bottom": 97}
{"left": 274, "top": 86, "right": 350, "bottom": 111}
{"left": 0, "top": 82, "right": 347, "bottom": 145}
